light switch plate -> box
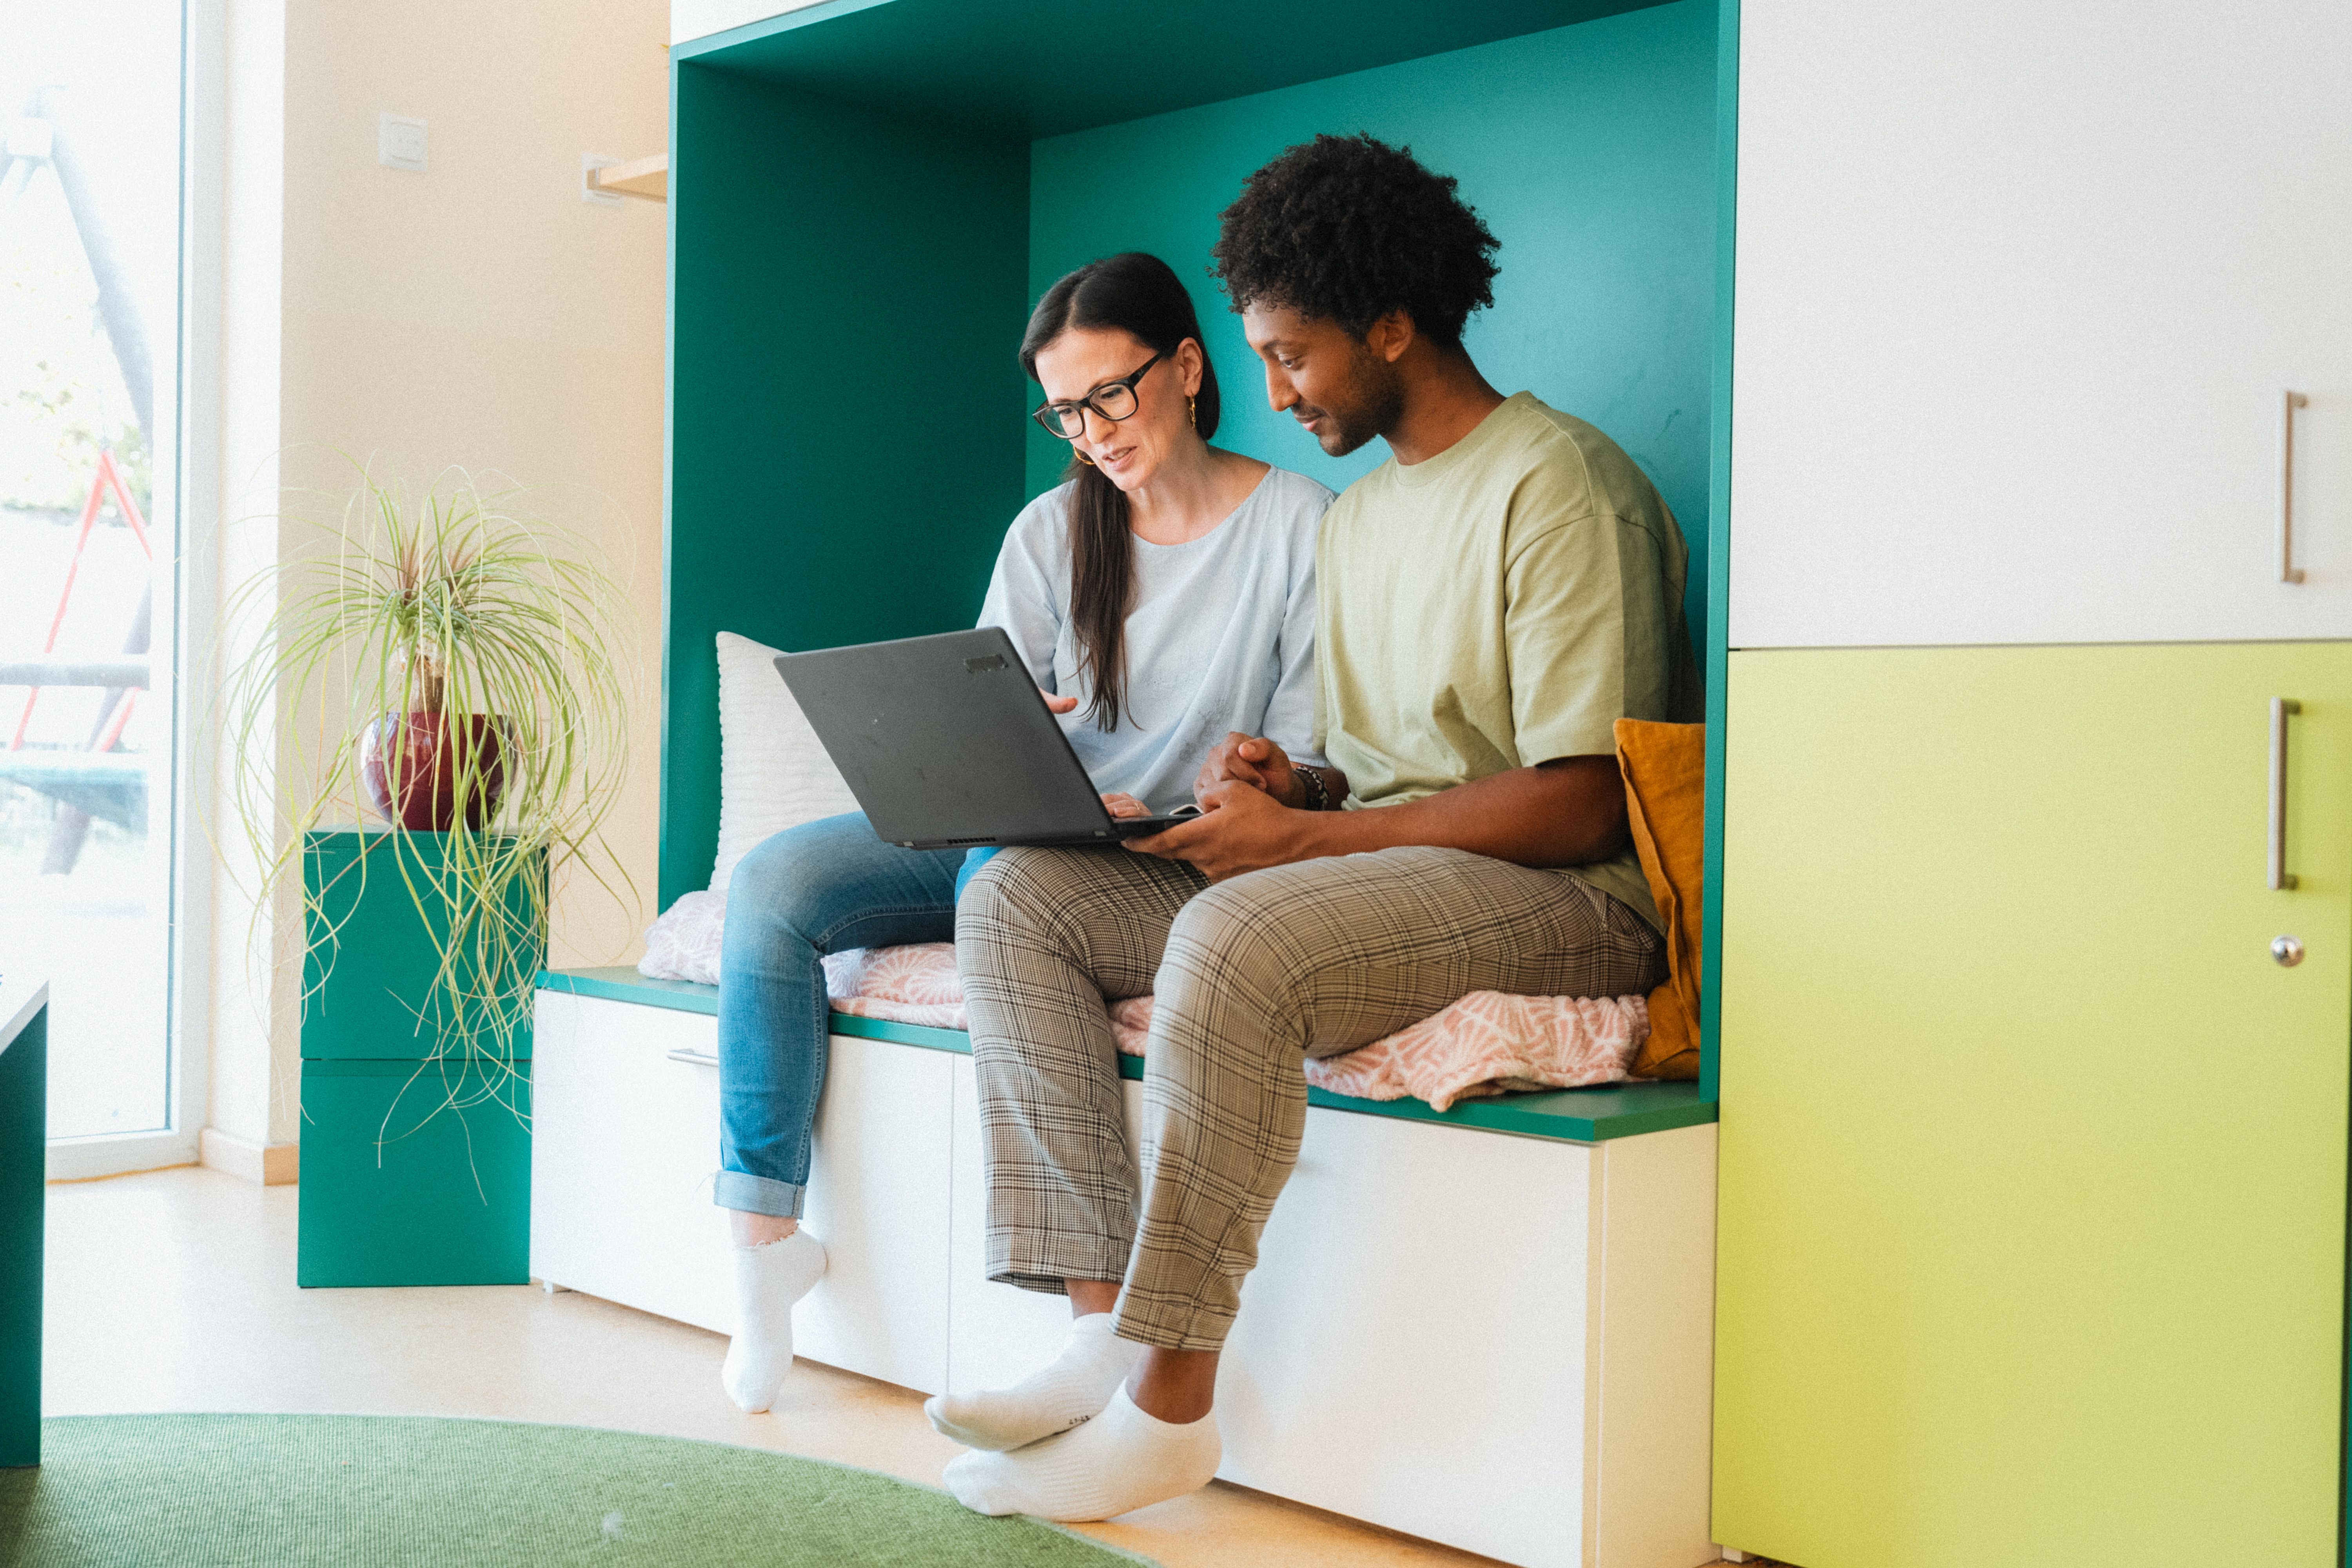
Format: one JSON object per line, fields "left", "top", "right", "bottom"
{"left": 378, "top": 113, "right": 426, "bottom": 173}
{"left": 581, "top": 152, "right": 623, "bottom": 206}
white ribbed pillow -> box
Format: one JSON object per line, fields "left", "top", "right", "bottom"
{"left": 709, "top": 630, "right": 862, "bottom": 893}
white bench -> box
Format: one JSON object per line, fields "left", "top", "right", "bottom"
{"left": 530, "top": 967, "right": 1720, "bottom": 1568}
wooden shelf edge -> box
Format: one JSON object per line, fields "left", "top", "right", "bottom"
{"left": 589, "top": 152, "right": 668, "bottom": 202}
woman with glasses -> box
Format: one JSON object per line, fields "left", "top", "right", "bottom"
{"left": 716, "top": 251, "right": 1331, "bottom": 1415}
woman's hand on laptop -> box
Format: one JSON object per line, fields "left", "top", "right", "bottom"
{"left": 1196, "top": 732, "right": 1304, "bottom": 807}
{"left": 1100, "top": 792, "right": 1149, "bottom": 819}
{"left": 1039, "top": 688, "right": 1079, "bottom": 715}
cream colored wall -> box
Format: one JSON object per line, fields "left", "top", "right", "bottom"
{"left": 208, "top": 0, "right": 669, "bottom": 1151}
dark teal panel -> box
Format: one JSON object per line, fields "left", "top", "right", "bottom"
{"left": 663, "top": 67, "right": 1030, "bottom": 906}
{"left": 1700, "top": 0, "right": 1739, "bottom": 1105}
{"left": 1024, "top": 0, "right": 1717, "bottom": 660}
{"left": 677, "top": 0, "right": 1677, "bottom": 140}
{"left": 297, "top": 1060, "right": 531, "bottom": 1288}
{"left": 301, "top": 833, "right": 541, "bottom": 1062}
{"left": 0, "top": 1006, "right": 42, "bottom": 1467}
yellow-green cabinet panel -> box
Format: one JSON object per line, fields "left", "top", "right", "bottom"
{"left": 1713, "top": 643, "right": 2351, "bottom": 1567}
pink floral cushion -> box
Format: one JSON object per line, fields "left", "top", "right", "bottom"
{"left": 821, "top": 943, "right": 1649, "bottom": 1112}
{"left": 819, "top": 943, "right": 968, "bottom": 1028}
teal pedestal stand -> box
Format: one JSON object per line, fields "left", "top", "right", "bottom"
{"left": 297, "top": 831, "right": 536, "bottom": 1288}
{"left": 0, "top": 978, "right": 46, "bottom": 1466}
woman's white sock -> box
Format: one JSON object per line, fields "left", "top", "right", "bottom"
{"left": 924, "top": 1313, "right": 1144, "bottom": 1451}
{"left": 943, "top": 1386, "right": 1221, "bottom": 1521}
{"left": 719, "top": 1228, "right": 826, "bottom": 1413}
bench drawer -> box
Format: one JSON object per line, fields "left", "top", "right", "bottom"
{"left": 529, "top": 993, "right": 955, "bottom": 1393}
{"left": 530, "top": 994, "right": 733, "bottom": 1334}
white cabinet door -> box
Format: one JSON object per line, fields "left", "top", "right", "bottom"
{"left": 531, "top": 998, "right": 956, "bottom": 1392}
{"left": 1731, "top": 0, "right": 2352, "bottom": 648}
{"left": 795, "top": 1034, "right": 956, "bottom": 1395}
{"left": 530, "top": 994, "right": 737, "bottom": 1336}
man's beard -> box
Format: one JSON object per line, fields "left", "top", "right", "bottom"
{"left": 1309, "top": 354, "right": 1406, "bottom": 457}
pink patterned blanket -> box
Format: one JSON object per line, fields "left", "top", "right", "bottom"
{"left": 821, "top": 943, "right": 1648, "bottom": 1112}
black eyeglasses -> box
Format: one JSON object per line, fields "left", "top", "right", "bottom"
{"left": 1031, "top": 352, "right": 1163, "bottom": 439}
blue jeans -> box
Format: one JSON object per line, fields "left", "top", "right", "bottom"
{"left": 714, "top": 812, "right": 965, "bottom": 1218}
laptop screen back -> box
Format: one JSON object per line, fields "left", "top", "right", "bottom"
{"left": 773, "top": 628, "right": 1119, "bottom": 848}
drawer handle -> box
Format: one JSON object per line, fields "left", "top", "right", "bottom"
{"left": 666, "top": 1047, "right": 720, "bottom": 1068}
{"left": 2270, "top": 697, "right": 2301, "bottom": 891}
{"left": 2281, "top": 390, "right": 2309, "bottom": 585}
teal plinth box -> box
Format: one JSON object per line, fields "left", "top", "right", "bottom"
{"left": 0, "top": 984, "right": 45, "bottom": 1466}
{"left": 303, "top": 831, "right": 538, "bottom": 1062}
{"left": 299, "top": 831, "right": 540, "bottom": 1287}
{"left": 297, "top": 1060, "right": 532, "bottom": 1288}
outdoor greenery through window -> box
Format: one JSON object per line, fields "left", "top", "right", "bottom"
{"left": 0, "top": 0, "right": 184, "bottom": 1139}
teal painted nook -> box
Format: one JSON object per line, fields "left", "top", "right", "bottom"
{"left": 662, "top": 0, "right": 1725, "bottom": 986}
{"left": 531, "top": 5, "right": 1739, "bottom": 1564}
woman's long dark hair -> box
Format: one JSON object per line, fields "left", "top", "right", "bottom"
{"left": 1019, "top": 252, "right": 1222, "bottom": 731}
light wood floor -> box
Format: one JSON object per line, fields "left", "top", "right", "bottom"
{"left": 49, "top": 1165, "right": 1717, "bottom": 1568}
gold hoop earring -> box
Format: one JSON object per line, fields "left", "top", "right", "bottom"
{"left": 1188, "top": 395, "right": 1198, "bottom": 429}
{"left": 1074, "top": 448, "right": 1096, "bottom": 466}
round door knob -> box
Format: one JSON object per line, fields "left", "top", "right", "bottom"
{"left": 2273, "top": 935, "right": 2306, "bottom": 968}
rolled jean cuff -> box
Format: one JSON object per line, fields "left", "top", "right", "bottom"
{"left": 714, "top": 1169, "right": 806, "bottom": 1220}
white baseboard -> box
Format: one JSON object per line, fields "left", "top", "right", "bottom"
{"left": 46, "top": 1128, "right": 199, "bottom": 1182}
{"left": 200, "top": 1127, "right": 298, "bottom": 1185}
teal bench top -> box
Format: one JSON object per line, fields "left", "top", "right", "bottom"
{"left": 539, "top": 967, "right": 1713, "bottom": 1145}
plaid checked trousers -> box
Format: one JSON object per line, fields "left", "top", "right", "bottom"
{"left": 956, "top": 843, "right": 1667, "bottom": 1352}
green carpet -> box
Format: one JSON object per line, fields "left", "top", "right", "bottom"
{"left": 0, "top": 1414, "right": 1160, "bottom": 1566}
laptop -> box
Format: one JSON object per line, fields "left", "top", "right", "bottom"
{"left": 773, "top": 627, "right": 1203, "bottom": 849}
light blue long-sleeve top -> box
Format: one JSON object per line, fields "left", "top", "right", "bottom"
{"left": 975, "top": 465, "right": 1332, "bottom": 817}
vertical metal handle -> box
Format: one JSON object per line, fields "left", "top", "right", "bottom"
{"left": 2281, "top": 390, "right": 2309, "bottom": 584}
{"left": 2270, "top": 697, "right": 2301, "bottom": 890}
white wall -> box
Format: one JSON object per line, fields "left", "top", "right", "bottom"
{"left": 671, "top": 0, "right": 824, "bottom": 47}
{"left": 207, "top": 0, "right": 670, "bottom": 1153}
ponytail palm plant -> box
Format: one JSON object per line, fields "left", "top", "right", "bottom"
{"left": 218, "top": 466, "right": 634, "bottom": 1124}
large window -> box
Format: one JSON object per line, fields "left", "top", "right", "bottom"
{"left": 0, "top": 0, "right": 187, "bottom": 1142}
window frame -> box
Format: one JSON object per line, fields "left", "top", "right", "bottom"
{"left": 43, "top": 0, "right": 221, "bottom": 1179}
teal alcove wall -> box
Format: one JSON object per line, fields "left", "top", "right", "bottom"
{"left": 664, "top": 73, "right": 1033, "bottom": 904}
{"left": 1025, "top": 0, "right": 1718, "bottom": 649}
{"left": 662, "top": 0, "right": 1717, "bottom": 906}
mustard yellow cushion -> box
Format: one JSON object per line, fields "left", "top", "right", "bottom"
{"left": 1614, "top": 719, "right": 1706, "bottom": 1080}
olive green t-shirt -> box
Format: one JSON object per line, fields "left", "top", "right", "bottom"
{"left": 1314, "top": 392, "right": 1699, "bottom": 931}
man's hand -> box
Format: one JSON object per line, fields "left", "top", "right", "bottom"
{"left": 1196, "top": 732, "right": 1303, "bottom": 807}
{"left": 1131, "top": 754, "right": 1631, "bottom": 880}
{"left": 1125, "top": 779, "right": 1321, "bottom": 882}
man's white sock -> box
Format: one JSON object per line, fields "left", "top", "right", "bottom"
{"left": 924, "top": 1313, "right": 1144, "bottom": 1450}
{"left": 719, "top": 1228, "right": 826, "bottom": 1413}
{"left": 943, "top": 1386, "right": 1221, "bottom": 1521}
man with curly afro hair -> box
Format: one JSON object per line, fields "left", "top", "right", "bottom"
{"left": 943, "top": 134, "right": 1697, "bottom": 1526}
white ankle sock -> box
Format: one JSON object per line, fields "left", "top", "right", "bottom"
{"left": 719, "top": 1228, "right": 826, "bottom": 1413}
{"left": 924, "top": 1313, "right": 1145, "bottom": 1451}
{"left": 943, "top": 1386, "right": 1221, "bottom": 1521}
